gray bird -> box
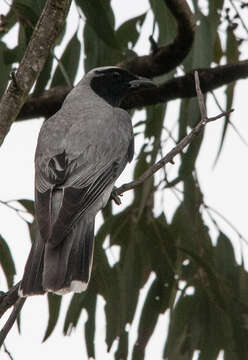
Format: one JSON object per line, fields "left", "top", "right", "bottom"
{"left": 20, "top": 66, "right": 155, "bottom": 296}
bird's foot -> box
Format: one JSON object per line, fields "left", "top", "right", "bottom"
{"left": 111, "top": 188, "right": 122, "bottom": 205}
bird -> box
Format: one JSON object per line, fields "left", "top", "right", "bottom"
{"left": 19, "top": 66, "right": 156, "bottom": 296}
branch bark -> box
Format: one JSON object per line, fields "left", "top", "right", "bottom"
{"left": 0, "top": 283, "right": 20, "bottom": 319}
{"left": 0, "top": 0, "right": 72, "bottom": 146}
{"left": 118, "top": 0, "right": 196, "bottom": 77}
{"left": 16, "top": 61, "right": 248, "bottom": 121}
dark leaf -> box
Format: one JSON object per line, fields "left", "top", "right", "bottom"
{"left": 132, "top": 278, "right": 162, "bottom": 360}
{"left": 43, "top": 293, "right": 62, "bottom": 341}
{"left": 51, "top": 32, "right": 81, "bottom": 87}
{"left": 0, "top": 41, "right": 11, "bottom": 97}
{"left": 149, "top": 0, "right": 176, "bottom": 45}
{"left": 76, "top": 0, "right": 119, "bottom": 49}
{"left": 33, "top": 55, "right": 54, "bottom": 95}
{"left": 63, "top": 292, "right": 87, "bottom": 334}
{"left": 83, "top": 20, "right": 122, "bottom": 72}
{"left": 84, "top": 292, "right": 97, "bottom": 358}
{"left": 116, "top": 12, "right": 146, "bottom": 50}
{"left": 213, "top": 28, "right": 240, "bottom": 165}
{"left": 0, "top": 234, "right": 16, "bottom": 288}
{"left": 17, "top": 199, "right": 35, "bottom": 215}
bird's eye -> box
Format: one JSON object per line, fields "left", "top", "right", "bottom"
{"left": 113, "top": 72, "right": 120, "bottom": 80}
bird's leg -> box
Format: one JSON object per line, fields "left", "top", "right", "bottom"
{"left": 110, "top": 187, "right": 122, "bottom": 205}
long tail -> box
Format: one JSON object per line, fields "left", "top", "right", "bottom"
{"left": 19, "top": 231, "right": 45, "bottom": 296}
{"left": 19, "top": 215, "right": 95, "bottom": 296}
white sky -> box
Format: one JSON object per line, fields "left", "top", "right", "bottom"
{"left": 0, "top": 1, "right": 248, "bottom": 359}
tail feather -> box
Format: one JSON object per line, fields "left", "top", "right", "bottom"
{"left": 20, "top": 215, "right": 95, "bottom": 296}
{"left": 19, "top": 232, "right": 45, "bottom": 296}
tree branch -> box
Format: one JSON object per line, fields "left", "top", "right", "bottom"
{"left": 123, "top": 61, "right": 248, "bottom": 109}
{"left": 118, "top": 0, "right": 196, "bottom": 77}
{"left": 0, "top": 283, "right": 20, "bottom": 319}
{"left": 0, "top": 298, "right": 26, "bottom": 348}
{"left": 0, "top": 0, "right": 72, "bottom": 146}
{"left": 114, "top": 71, "right": 234, "bottom": 196}
{"left": 16, "top": 61, "right": 248, "bottom": 121}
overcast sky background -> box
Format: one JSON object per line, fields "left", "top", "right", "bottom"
{"left": 0, "top": 0, "right": 248, "bottom": 359}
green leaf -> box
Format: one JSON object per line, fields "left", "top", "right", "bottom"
{"left": 83, "top": 19, "right": 122, "bottom": 72}
{"left": 17, "top": 199, "right": 35, "bottom": 215}
{"left": 214, "top": 232, "right": 236, "bottom": 279}
{"left": 0, "top": 41, "right": 11, "bottom": 97}
{"left": 149, "top": 0, "right": 176, "bottom": 45}
{"left": 132, "top": 278, "right": 162, "bottom": 360}
{"left": 83, "top": 289, "right": 97, "bottom": 358}
{"left": 76, "top": 0, "right": 119, "bottom": 50}
{"left": 116, "top": 12, "right": 146, "bottom": 50}
{"left": 51, "top": 32, "right": 81, "bottom": 87}
{"left": 33, "top": 55, "right": 53, "bottom": 95}
{"left": 63, "top": 292, "right": 87, "bottom": 334}
{"left": 0, "top": 234, "right": 16, "bottom": 288}
{"left": 116, "top": 330, "right": 128, "bottom": 360}
{"left": 43, "top": 293, "right": 62, "bottom": 341}
{"left": 213, "top": 28, "right": 240, "bottom": 165}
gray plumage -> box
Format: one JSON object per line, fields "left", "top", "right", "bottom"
{"left": 20, "top": 66, "right": 155, "bottom": 296}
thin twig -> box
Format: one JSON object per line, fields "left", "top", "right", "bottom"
{"left": 3, "top": 343, "right": 14, "bottom": 360}
{"left": 229, "top": 0, "right": 248, "bottom": 34}
{"left": 211, "top": 90, "right": 248, "bottom": 146}
{"left": 115, "top": 71, "right": 234, "bottom": 196}
{"left": 0, "top": 298, "right": 26, "bottom": 348}
{"left": 205, "top": 204, "right": 248, "bottom": 246}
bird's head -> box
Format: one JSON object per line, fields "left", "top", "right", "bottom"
{"left": 86, "top": 66, "right": 156, "bottom": 107}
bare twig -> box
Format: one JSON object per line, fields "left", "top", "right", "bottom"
{"left": 211, "top": 90, "right": 248, "bottom": 146}
{"left": 229, "top": 0, "right": 248, "bottom": 34}
{"left": 0, "top": 298, "right": 26, "bottom": 348}
{"left": 0, "top": 0, "right": 72, "bottom": 146}
{"left": 114, "top": 71, "right": 234, "bottom": 196}
{"left": 3, "top": 343, "right": 14, "bottom": 360}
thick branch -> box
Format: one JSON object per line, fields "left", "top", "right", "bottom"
{"left": 118, "top": 0, "right": 195, "bottom": 77}
{"left": 123, "top": 61, "right": 248, "bottom": 108}
{"left": 17, "top": 61, "right": 248, "bottom": 121}
{"left": 114, "top": 72, "right": 234, "bottom": 196}
{"left": 0, "top": 283, "right": 20, "bottom": 319}
{"left": 0, "top": 0, "right": 72, "bottom": 146}
{"left": 0, "top": 298, "right": 26, "bottom": 347}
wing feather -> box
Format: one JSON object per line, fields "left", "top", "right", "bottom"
{"left": 35, "top": 106, "right": 133, "bottom": 246}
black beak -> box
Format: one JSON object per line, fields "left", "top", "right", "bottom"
{"left": 128, "top": 76, "right": 157, "bottom": 90}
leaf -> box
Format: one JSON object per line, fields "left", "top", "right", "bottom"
{"left": 84, "top": 293, "right": 96, "bottom": 358}
{"left": 116, "top": 331, "right": 128, "bottom": 360}
{"left": 184, "top": 7, "right": 221, "bottom": 70}
{"left": 213, "top": 27, "right": 240, "bottom": 165}
{"left": 63, "top": 292, "right": 87, "bottom": 334}
{"left": 43, "top": 293, "right": 62, "bottom": 341}
{"left": 116, "top": 12, "right": 146, "bottom": 50}
{"left": 178, "top": 130, "right": 203, "bottom": 181}
{"left": 149, "top": 0, "right": 177, "bottom": 45}
{"left": 214, "top": 232, "right": 237, "bottom": 280}
{"left": 131, "top": 278, "right": 162, "bottom": 360}
{"left": 0, "top": 234, "right": 16, "bottom": 288}
{"left": 76, "top": 0, "right": 119, "bottom": 50}
{"left": 17, "top": 199, "right": 35, "bottom": 215}
{"left": 0, "top": 41, "right": 11, "bottom": 97}
{"left": 33, "top": 55, "right": 53, "bottom": 95}
{"left": 83, "top": 19, "right": 122, "bottom": 72}
{"left": 163, "top": 294, "right": 198, "bottom": 359}
{"left": 51, "top": 32, "right": 81, "bottom": 87}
